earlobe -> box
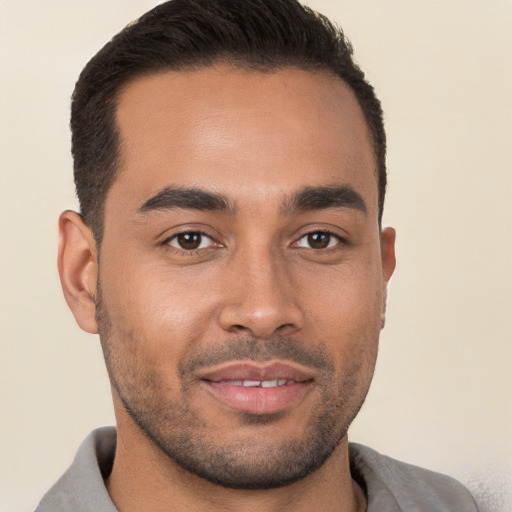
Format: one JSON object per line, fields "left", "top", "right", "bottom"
{"left": 379, "top": 227, "right": 396, "bottom": 329}
{"left": 58, "top": 210, "right": 99, "bottom": 334}
{"left": 380, "top": 227, "right": 396, "bottom": 283}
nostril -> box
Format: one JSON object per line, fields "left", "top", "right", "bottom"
{"left": 230, "top": 324, "right": 248, "bottom": 332}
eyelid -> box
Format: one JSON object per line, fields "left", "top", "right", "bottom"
{"left": 170, "top": 233, "right": 212, "bottom": 249}
{"left": 292, "top": 228, "right": 348, "bottom": 249}
{"left": 162, "top": 229, "right": 221, "bottom": 251}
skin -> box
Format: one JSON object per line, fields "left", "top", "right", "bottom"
{"left": 58, "top": 65, "right": 396, "bottom": 512}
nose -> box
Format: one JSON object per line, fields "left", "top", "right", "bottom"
{"left": 218, "top": 247, "right": 304, "bottom": 339}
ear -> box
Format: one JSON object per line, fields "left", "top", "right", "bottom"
{"left": 379, "top": 227, "right": 396, "bottom": 328}
{"left": 58, "top": 210, "right": 99, "bottom": 334}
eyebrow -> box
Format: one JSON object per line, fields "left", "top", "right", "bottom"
{"left": 284, "top": 185, "right": 367, "bottom": 215}
{"left": 138, "top": 186, "right": 236, "bottom": 214}
{"left": 137, "top": 184, "right": 366, "bottom": 217}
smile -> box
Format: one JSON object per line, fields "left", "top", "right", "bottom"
{"left": 219, "top": 379, "right": 291, "bottom": 387}
{"left": 198, "top": 361, "right": 315, "bottom": 414}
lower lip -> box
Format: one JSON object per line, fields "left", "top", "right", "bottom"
{"left": 203, "top": 381, "right": 312, "bottom": 414}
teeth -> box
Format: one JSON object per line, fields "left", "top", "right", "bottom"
{"left": 242, "top": 380, "right": 261, "bottom": 387}
{"left": 228, "top": 380, "right": 290, "bottom": 388}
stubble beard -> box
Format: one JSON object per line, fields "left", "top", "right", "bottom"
{"left": 96, "top": 293, "right": 376, "bottom": 490}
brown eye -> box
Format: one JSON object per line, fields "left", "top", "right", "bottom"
{"left": 307, "top": 232, "right": 330, "bottom": 249}
{"left": 296, "top": 231, "right": 339, "bottom": 249}
{"left": 167, "top": 232, "right": 213, "bottom": 250}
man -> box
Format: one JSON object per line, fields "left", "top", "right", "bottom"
{"left": 36, "top": 0, "right": 479, "bottom": 510}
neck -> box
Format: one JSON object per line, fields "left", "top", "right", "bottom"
{"left": 106, "top": 415, "right": 366, "bottom": 512}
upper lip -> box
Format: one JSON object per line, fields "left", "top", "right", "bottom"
{"left": 197, "top": 361, "right": 315, "bottom": 383}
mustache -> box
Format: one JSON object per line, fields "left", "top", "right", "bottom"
{"left": 178, "top": 336, "right": 334, "bottom": 380}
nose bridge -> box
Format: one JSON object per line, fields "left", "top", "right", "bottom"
{"left": 218, "top": 241, "right": 303, "bottom": 338}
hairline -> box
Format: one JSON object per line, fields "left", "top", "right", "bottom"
{"left": 92, "top": 60, "right": 381, "bottom": 247}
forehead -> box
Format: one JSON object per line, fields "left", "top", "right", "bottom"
{"left": 110, "top": 65, "right": 377, "bottom": 218}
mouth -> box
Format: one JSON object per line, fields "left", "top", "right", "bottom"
{"left": 198, "top": 361, "right": 315, "bottom": 415}
{"left": 212, "top": 379, "right": 293, "bottom": 387}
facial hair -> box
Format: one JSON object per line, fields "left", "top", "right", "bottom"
{"left": 96, "top": 290, "right": 374, "bottom": 490}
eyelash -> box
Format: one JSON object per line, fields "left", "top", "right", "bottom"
{"left": 162, "top": 231, "right": 219, "bottom": 253}
{"left": 162, "top": 229, "right": 346, "bottom": 253}
{"left": 294, "top": 230, "right": 346, "bottom": 250}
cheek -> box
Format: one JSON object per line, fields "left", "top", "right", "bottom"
{"left": 296, "top": 258, "right": 383, "bottom": 369}
{"left": 299, "top": 259, "right": 383, "bottom": 329}
{"left": 99, "top": 258, "right": 221, "bottom": 355}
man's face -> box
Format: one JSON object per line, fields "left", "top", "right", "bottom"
{"left": 94, "top": 66, "right": 395, "bottom": 489}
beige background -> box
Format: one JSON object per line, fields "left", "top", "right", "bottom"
{"left": 1, "top": 1, "right": 511, "bottom": 511}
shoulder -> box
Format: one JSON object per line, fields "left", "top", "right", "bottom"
{"left": 349, "top": 443, "right": 480, "bottom": 512}
{"left": 35, "top": 427, "right": 117, "bottom": 512}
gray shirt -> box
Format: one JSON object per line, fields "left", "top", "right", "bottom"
{"left": 35, "top": 427, "right": 479, "bottom": 511}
